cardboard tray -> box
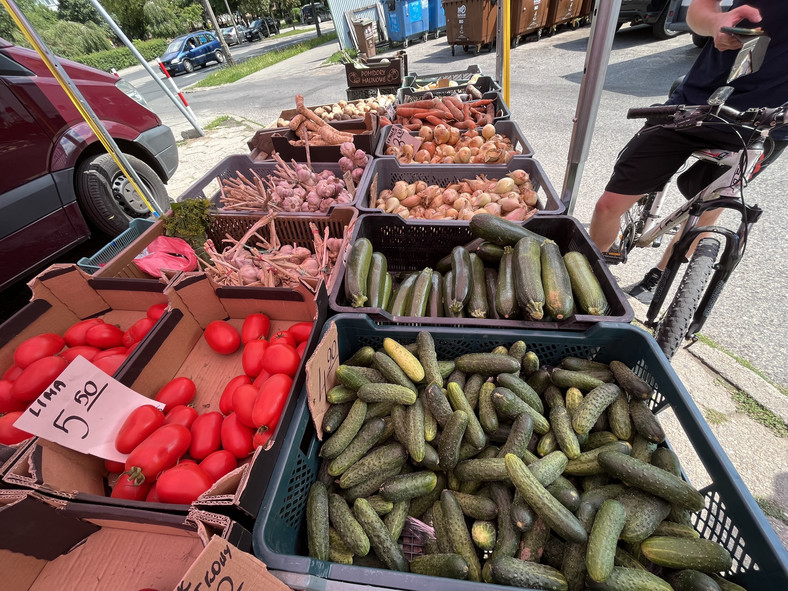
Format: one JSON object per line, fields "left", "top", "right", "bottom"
{"left": 252, "top": 315, "right": 788, "bottom": 591}
{"left": 354, "top": 156, "right": 563, "bottom": 216}
{"left": 345, "top": 52, "right": 408, "bottom": 88}
{"left": 374, "top": 120, "right": 535, "bottom": 159}
{"left": 328, "top": 214, "right": 631, "bottom": 329}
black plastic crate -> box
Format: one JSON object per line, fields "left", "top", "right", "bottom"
{"left": 347, "top": 86, "right": 402, "bottom": 101}
{"left": 252, "top": 315, "right": 788, "bottom": 591}
{"left": 402, "top": 65, "right": 483, "bottom": 87}
{"left": 396, "top": 75, "right": 501, "bottom": 104}
{"left": 375, "top": 120, "right": 535, "bottom": 160}
{"left": 396, "top": 91, "right": 510, "bottom": 123}
{"left": 354, "top": 157, "right": 563, "bottom": 216}
{"left": 328, "top": 214, "right": 631, "bottom": 329}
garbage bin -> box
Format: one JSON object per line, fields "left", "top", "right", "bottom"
{"left": 511, "top": 0, "right": 549, "bottom": 46}
{"left": 383, "top": 0, "right": 430, "bottom": 48}
{"left": 443, "top": 0, "right": 497, "bottom": 55}
{"left": 545, "top": 0, "right": 584, "bottom": 34}
{"left": 428, "top": 0, "right": 447, "bottom": 38}
{"left": 352, "top": 19, "right": 376, "bottom": 58}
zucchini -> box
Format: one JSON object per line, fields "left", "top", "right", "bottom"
{"left": 426, "top": 269, "right": 442, "bottom": 318}
{"left": 366, "top": 252, "right": 388, "bottom": 309}
{"left": 441, "top": 490, "right": 483, "bottom": 581}
{"left": 467, "top": 253, "right": 489, "bottom": 318}
{"left": 406, "top": 398, "right": 426, "bottom": 462}
{"left": 380, "top": 471, "right": 437, "bottom": 502}
{"left": 513, "top": 236, "right": 546, "bottom": 320}
{"left": 408, "top": 267, "right": 434, "bottom": 317}
{"left": 586, "top": 566, "right": 673, "bottom": 591}
{"left": 564, "top": 251, "right": 610, "bottom": 315}
{"left": 328, "top": 493, "right": 370, "bottom": 557}
{"left": 338, "top": 443, "right": 407, "bottom": 489}
{"left": 383, "top": 337, "right": 425, "bottom": 383}
{"left": 469, "top": 213, "right": 547, "bottom": 246}
{"left": 389, "top": 272, "right": 417, "bottom": 316}
{"left": 345, "top": 238, "right": 373, "bottom": 307}
{"left": 640, "top": 536, "right": 732, "bottom": 572}
{"left": 489, "top": 555, "right": 568, "bottom": 591}
{"left": 443, "top": 270, "right": 465, "bottom": 318}
{"left": 496, "top": 246, "right": 519, "bottom": 318}
{"left": 476, "top": 241, "right": 506, "bottom": 264}
{"left": 609, "top": 360, "right": 653, "bottom": 401}
{"left": 587, "top": 499, "right": 627, "bottom": 583}
{"left": 409, "top": 554, "right": 470, "bottom": 580}
{"left": 380, "top": 272, "right": 393, "bottom": 311}
{"left": 353, "top": 498, "right": 408, "bottom": 571}
{"left": 572, "top": 383, "right": 623, "bottom": 435}
{"left": 320, "top": 398, "right": 368, "bottom": 459}
{"left": 327, "top": 417, "right": 386, "bottom": 476}
{"left": 484, "top": 267, "right": 501, "bottom": 319}
{"left": 449, "top": 245, "right": 472, "bottom": 314}
{"left": 472, "top": 520, "right": 497, "bottom": 551}
{"left": 541, "top": 240, "right": 574, "bottom": 320}
{"left": 617, "top": 488, "right": 671, "bottom": 543}
{"left": 306, "top": 482, "right": 330, "bottom": 561}
{"left": 435, "top": 252, "right": 453, "bottom": 274}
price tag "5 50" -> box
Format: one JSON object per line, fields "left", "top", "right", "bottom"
{"left": 14, "top": 356, "right": 164, "bottom": 462}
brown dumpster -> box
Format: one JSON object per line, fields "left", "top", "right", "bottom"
{"left": 545, "top": 0, "right": 584, "bottom": 34}
{"left": 443, "top": 0, "right": 497, "bottom": 55}
{"left": 511, "top": 0, "right": 550, "bottom": 46}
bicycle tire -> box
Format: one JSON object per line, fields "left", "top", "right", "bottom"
{"left": 655, "top": 238, "right": 721, "bottom": 359}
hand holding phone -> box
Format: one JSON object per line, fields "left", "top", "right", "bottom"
{"left": 721, "top": 26, "right": 764, "bottom": 37}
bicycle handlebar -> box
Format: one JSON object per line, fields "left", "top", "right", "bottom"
{"left": 626, "top": 102, "right": 787, "bottom": 131}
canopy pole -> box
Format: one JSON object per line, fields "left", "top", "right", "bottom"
{"left": 561, "top": 0, "right": 622, "bottom": 215}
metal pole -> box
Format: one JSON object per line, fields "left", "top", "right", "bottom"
{"left": 496, "top": 0, "right": 504, "bottom": 85}
{"left": 502, "top": 0, "right": 510, "bottom": 107}
{"left": 561, "top": 0, "right": 622, "bottom": 215}
{"left": 86, "top": 0, "right": 205, "bottom": 137}
{"left": 1, "top": 0, "right": 163, "bottom": 216}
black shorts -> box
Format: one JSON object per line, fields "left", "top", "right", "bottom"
{"left": 605, "top": 124, "right": 786, "bottom": 195}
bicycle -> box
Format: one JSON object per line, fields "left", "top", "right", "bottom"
{"left": 604, "top": 84, "right": 786, "bottom": 360}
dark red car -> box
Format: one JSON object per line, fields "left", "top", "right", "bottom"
{"left": 0, "top": 38, "right": 177, "bottom": 291}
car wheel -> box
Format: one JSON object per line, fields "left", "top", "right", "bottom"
{"left": 75, "top": 153, "right": 170, "bottom": 236}
{"left": 183, "top": 59, "right": 194, "bottom": 73}
{"left": 692, "top": 33, "right": 708, "bottom": 48}
{"left": 215, "top": 50, "right": 225, "bottom": 64}
{"left": 652, "top": 6, "right": 682, "bottom": 40}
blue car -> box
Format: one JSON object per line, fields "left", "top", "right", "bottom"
{"left": 160, "top": 31, "right": 225, "bottom": 75}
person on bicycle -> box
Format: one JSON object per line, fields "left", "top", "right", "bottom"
{"left": 589, "top": 0, "right": 788, "bottom": 303}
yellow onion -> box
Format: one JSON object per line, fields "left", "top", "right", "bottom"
{"left": 455, "top": 146, "right": 472, "bottom": 163}
{"left": 469, "top": 135, "right": 484, "bottom": 149}
{"left": 433, "top": 124, "right": 450, "bottom": 145}
{"left": 419, "top": 126, "right": 434, "bottom": 142}
{"left": 481, "top": 124, "right": 496, "bottom": 139}
{"left": 392, "top": 181, "right": 409, "bottom": 201}
{"left": 384, "top": 196, "right": 400, "bottom": 212}
{"left": 484, "top": 202, "right": 502, "bottom": 216}
{"left": 493, "top": 177, "right": 516, "bottom": 194}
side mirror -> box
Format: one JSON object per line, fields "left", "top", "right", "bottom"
{"left": 727, "top": 35, "right": 771, "bottom": 82}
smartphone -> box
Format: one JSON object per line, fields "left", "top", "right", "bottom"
{"left": 721, "top": 26, "right": 765, "bottom": 37}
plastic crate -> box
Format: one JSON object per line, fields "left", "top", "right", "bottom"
{"left": 375, "top": 120, "right": 535, "bottom": 159}
{"left": 328, "top": 214, "right": 630, "bottom": 328}
{"left": 77, "top": 218, "right": 156, "bottom": 273}
{"left": 396, "top": 75, "right": 501, "bottom": 104}
{"left": 402, "top": 65, "right": 483, "bottom": 87}
{"left": 354, "top": 156, "right": 562, "bottom": 215}
{"left": 176, "top": 154, "right": 372, "bottom": 216}
{"left": 253, "top": 316, "right": 788, "bottom": 590}
{"left": 346, "top": 85, "right": 402, "bottom": 102}
{"left": 397, "top": 91, "right": 510, "bottom": 122}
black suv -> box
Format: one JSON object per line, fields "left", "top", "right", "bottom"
{"left": 617, "top": 0, "right": 681, "bottom": 40}
{"left": 246, "top": 17, "right": 280, "bottom": 41}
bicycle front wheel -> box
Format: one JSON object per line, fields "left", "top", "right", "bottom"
{"left": 655, "top": 238, "right": 721, "bottom": 359}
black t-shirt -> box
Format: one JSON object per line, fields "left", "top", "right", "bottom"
{"left": 670, "top": 0, "right": 788, "bottom": 139}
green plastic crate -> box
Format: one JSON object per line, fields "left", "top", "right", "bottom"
{"left": 77, "top": 218, "right": 156, "bottom": 273}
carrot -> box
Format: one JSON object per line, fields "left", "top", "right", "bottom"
{"left": 404, "top": 122, "right": 421, "bottom": 131}
{"left": 443, "top": 96, "right": 466, "bottom": 121}
{"left": 288, "top": 113, "right": 307, "bottom": 132}
{"left": 399, "top": 98, "right": 438, "bottom": 110}
{"left": 425, "top": 115, "right": 445, "bottom": 126}
{"left": 463, "top": 103, "right": 471, "bottom": 121}
{"left": 455, "top": 119, "right": 476, "bottom": 129}
{"left": 466, "top": 99, "right": 494, "bottom": 108}
{"left": 434, "top": 100, "right": 453, "bottom": 117}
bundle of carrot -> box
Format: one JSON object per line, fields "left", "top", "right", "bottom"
{"left": 394, "top": 96, "right": 497, "bottom": 130}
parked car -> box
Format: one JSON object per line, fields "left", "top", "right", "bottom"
{"left": 301, "top": 3, "right": 332, "bottom": 25}
{"left": 617, "top": 0, "right": 683, "bottom": 39}
{"left": 0, "top": 37, "right": 177, "bottom": 291}
{"left": 246, "top": 17, "right": 281, "bottom": 41}
{"left": 222, "top": 25, "right": 248, "bottom": 46}
{"left": 160, "top": 31, "right": 225, "bottom": 75}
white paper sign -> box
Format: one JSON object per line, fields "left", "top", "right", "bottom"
{"left": 385, "top": 125, "right": 423, "bottom": 151}
{"left": 14, "top": 356, "right": 165, "bottom": 462}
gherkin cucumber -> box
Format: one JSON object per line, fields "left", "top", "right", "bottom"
{"left": 380, "top": 471, "right": 437, "bottom": 502}
{"left": 456, "top": 353, "right": 521, "bottom": 376}
{"left": 586, "top": 566, "right": 673, "bottom": 591}
{"left": 328, "top": 493, "right": 369, "bottom": 557}
{"left": 409, "top": 553, "right": 470, "bottom": 579}
{"left": 446, "top": 382, "right": 487, "bottom": 449}
{"left": 438, "top": 410, "right": 468, "bottom": 471}
{"left": 320, "top": 398, "right": 368, "bottom": 459}
{"left": 327, "top": 417, "right": 386, "bottom": 476}
{"left": 492, "top": 386, "right": 550, "bottom": 434}
{"left": 441, "top": 489, "right": 482, "bottom": 581}
{"left": 357, "top": 383, "right": 417, "bottom": 405}
{"left": 572, "top": 383, "right": 623, "bottom": 435}
{"left": 472, "top": 520, "right": 497, "bottom": 551}
{"left": 306, "top": 482, "right": 330, "bottom": 561}
{"left": 373, "top": 351, "right": 417, "bottom": 393}
{"left": 587, "top": 499, "right": 627, "bottom": 583}
{"left": 496, "top": 373, "right": 544, "bottom": 414}
{"left": 345, "top": 346, "right": 375, "bottom": 367}
{"left": 353, "top": 498, "right": 408, "bottom": 571}
{"left": 383, "top": 500, "right": 410, "bottom": 540}
{"left": 339, "top": 443, "right": 408, "bottom": 489}
{"left": 423, "top": 382, "right": 454, "bottom": 426}
{"left": 417, "top": 331, "right": 442, "bottom": 388}
{"left": 406, "top": 398, "right": 426, "bottom": 462}
{"left": 478, "top": 381, "right": 499, "bottom": 434}
{"left": 489, "top": 555, "right": 568, "bottom": 590}
{"left": 321, "top": 401, "right": 352, "bottom": 435}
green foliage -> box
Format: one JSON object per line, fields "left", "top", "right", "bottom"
{"left": 75, "top": 38, "right": 169, "bottom": 71}
{"left": 0, "top": 0, "right": 58, "bottom": 42}
{"left": 58, "top": 0, "right": 104, "bottom": 26}
{"left": 164, "top": 198, "right": 213, "bottom": 251}
{"left": 102, "top": 0, "right": 147, "bottom": 39}
{"left": 239, "top": 0, "right": 271, "bottom": 19}
{"left": 40, "top": 21, "right": 113, "bottom": 59}
{"left": 144, "top": 0, "right": 188, "bottom": 38}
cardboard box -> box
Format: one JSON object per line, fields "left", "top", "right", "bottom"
{"left": 0, "top": 490, "right": 254, "bottom": 591}
{"left": 4, "top": 271, "right": 327, "bottom": 520}
{"left": 344, "top": 52, "right": 408, "bottom": 88}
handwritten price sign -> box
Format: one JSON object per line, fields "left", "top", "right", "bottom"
{"left": 305, "top": 322, "right": 340, "bottom": 440}
{"left": 385, "top": 125, "right": 423, "bottom": 152}
{"left": 14, "top": 356, "right": 164, "bottom": 462}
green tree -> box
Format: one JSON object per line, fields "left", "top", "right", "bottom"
{"left": 144, "top": 0, "right": 185, "bottom": 38}
{"left": 58, "top": 0, "right": 103, "bottom": 26}
{"left": 43, "top": 20, "right": 112, "bottom": 57}
{"left": 239, "top": 0, "right": 271, "bottom": 19}
{"left": 102, "top": 0, "right": 147, "bottom": 38}
{"left": 0, "top": 0, "right": 58, "bottom": 44}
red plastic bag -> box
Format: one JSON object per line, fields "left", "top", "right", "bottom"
{"left": 133, "top": 236, "right": 198, "bottom": 277}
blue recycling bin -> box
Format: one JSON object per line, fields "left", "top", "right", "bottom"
{"left": 383, "top": 0, "right": 430, "bottom": 47}
{"left": 428, "top": 0, "right": 446, "bottom": 36}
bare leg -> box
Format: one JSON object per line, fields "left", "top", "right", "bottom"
{"left": 589, "top": 191, "right": 645, "bottom": 252}
{"left": 654, "top": 208, "right": 724, "bottom": 271}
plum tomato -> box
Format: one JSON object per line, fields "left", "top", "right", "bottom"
{"left": 164, "top": 405, "right": 198, "bottom": 429}
{"left": 261, "top": 343, "right": 300, "bottom": 377}
{"left": 296, "top": 341, "right": 307, "bottom": 358}
{"left": 0, "top": 380, "right": 28, "bottom": 413}
{"left": 231, "top": 384, "right": 259, "bottom": 428}
{"left": 253, "top": 426, "right": 274, "bottom": 450}
{"left": 155, "top": 463, "right": 213, "bottom": 504}
{"left": 252, "top": 373, "right": 293, "bottom": 430}
{"left": 145, "top": 482, "right": 161, "bottom": 503}
{"left": 146, "top": 302, "right": 168, "bottom": 321}
{"left": 85, "top": 323, "right": 125, "bottom": 349}
{"left": 252, "top": 369, "right": 272, "bottom": 390}
{"left": 155, "top": 377, "right": 196, "bottom": 413}
{"left": 287, "top": 321, "right": 313, "bottom": 344}
{"left": 11, "top": 356, "right": 69, "bottom": 401}
{"left": 59, "top": 345, "right": 101, "bottom": 363}
{"left": 93, "top": 354, "right": 127, "bottom": 376}
{"left": 219, "top": 374, "right": 251, "bottom": 415}
{"left": 199, "top": 450, "right": 237, "bottom": 483}
{"left": 64, "top": 318, "right": 104, "bottom": 347}
{"left": 189, "top": 411, "right": 223, "bottom": 460}
{"left": 93, "top": 346, "right": 128, "bottom": 362}
{"left": 124, "top": 424, "right": 191, "bottom": 484}
{"left": 13, "top": 333, "right": 65, "bottom": 368}
{"left": 122, "top": 317, "right": 156, "bottom": 348}
{"left": 270, "top": 330, "right": 297, "bottom": 348}
{"left": 220, "top": 413, "right": 254, "bottom": 459}
{"left": 115, "top": 405, "right": 165, "bottom": 454}
{"left": 204, "top": 320, "right": 241, "bottom": 355}
{"left": 0, "top": 411, "right": 32, "bottom": 445}
{"left": 241, "top": 313, "right": 271, "bottom": 344}
{"left": 2, "top": 364, "right": 24, "bottom": 382}
{"left": 242, "top": 339, "right": 269, "bottom": 378}
{"left": 111, "top": 473, "right": 152, "bottom": 501}
{"left": 104, "top": 458, "right": 126, "bottom": 473}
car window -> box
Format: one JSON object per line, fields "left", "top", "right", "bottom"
{"left": 198, "top": 34, "right": 209, "bottom": 44}
{"left": 166, "top": 39, "right": 183, "bottom": 53}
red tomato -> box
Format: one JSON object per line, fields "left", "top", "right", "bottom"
{"left": 93, "top": 354, "right": 127, "bottom": 376}
{"left": 11, "top": 356, "right": 69, "bottom": 401}
{"left": 156, "top": 463, "right": 213, "bottom": 504}
{"left": 115, "top": 405, "right": 165, "bottom": 454}
{"left": 64, "top": 318, "right": 104, "bottom": 347}
{"left": 241, "top": 313, "right": 270, "bottom": 344}
{"left": 200, "top": 450, "right": 238, "bottom": 483}
{"left": 0, "top": 411, "right": 31, "bottom": 444}
{"left": 287, "top": 321, "right": 313, "bottom": 344}
{"left": 147, "top": 302, "right": 168, "bottom": 321}
{"left": 296, "top": 341, "right": 307, "bottom": 358}
{"left": 253, "top": 369, "right": 272, "bottom": 390}
{"left": 232, "top": 384, "right": 259, "bottom": 428}
{"left": 59, "top": 345, "right": 101, "bottom": 363}
{"left": 253, "top": 426, "right": 274, "bottom": 450}
{"left": 145, "top": 482, "right": 161, "bottom": 503}
{"left": 204, "top": 321, "right": 241, "bottom": 355}
{"left": 86, "top": 323, "right": 125, "bottom": 349}
{"left": 105, "top": 459, "right": 126, "bottom": 473}
{"left": 0, "top": 380, "right": 27, "bottom": 413}
{"left": 2, "top": 365, "right": 24, "bottom": 382}
{"left": 155, "top": 377, "right": 196, "bottom": 413}
{"left": 189, "top": 411, "right": 223, "bottom": 460}
{"left": 242, "top": 339, "right": 269, "bottom": 378}
{"left": 219, "top": 375, "right": 251, "bottom": 415}
{"left": 124, "top": 424, "right": 191, "bottom": 483}
{"left": 261, "top": 343, "right": 301, "bottom": 377}
{"left": 122, "top": 317, "right": 156, "bottom": 348}
{"left": 111, "top": 473, "right": 151, "bottom": 501}
{"left": 93, "top": 346, "right": 128, "bottom": 362}
{"left": 270, "top": 330, "right": 297, "bottom": 348}
{"left": 13, "top": 333, "right": 65, "bottom": 368}
{"left": 252, "top": 373, "right": 293, "bottom": 429}
{"left": 220, "top": 413, "right": 255, "bottom": 459}
{"left": 164, "top": 405, "right": 198, "bottom": 429}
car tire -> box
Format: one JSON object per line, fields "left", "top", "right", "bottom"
{"left": 652, "top": 6, "right": 682, "bottom": 40}
{"left": 75, "top": 153, "right": 170, "bottom": 236}
{"left": 215, "top": 50, "right": 225, "bottom": 64}
{"left": 183, "top": 59, "right": 194, "bottom": 73}
{"left": 692, "top": 33, "right": 708, "bottom": 48}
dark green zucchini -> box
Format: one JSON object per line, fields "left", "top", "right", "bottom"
{"left": 408, "top": 267, "right": 434, "bottom": 317}
{"left": 449, "top": 246, "right": 472, "bottom": 314}
{"left": 469, "top": 213, "right": 547, "bottom": 247}
{"left": 366, "top": 252, "right": 388, "bottom": 309}
{"left": 541, "top": 240, "right": 574, "bottom": 320}
{"left": 467, "top": 253, "right": 489, "bottom": 319}
{"left": 345, "top": 238, "right": 373, "bottom": 307}
{"left": 496, "top": 246, "right": 519, "bottom": 319}
{"left": 389, "top": 272, "right": 417, "bottom": 317}
{"left": 485, "top": 267, "right": 500, "bottom": 320}
{"left": 513, "top": 236, "right": 545, "bottom": 320}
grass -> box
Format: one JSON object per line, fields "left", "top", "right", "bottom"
{"left": 729, "top": 388, "right": 788, "bottom": 438}
{"left": 194, "top": 31, "right": 338, "bottom": 88}
{"left": 704, "top": 408, "right": 728, "bottom": 426}
{"left": 324, "top": 48, "right": 357, "bottom": 65}
{"left": 755, "top": 496, "right": 788, "bottom": 525}
{"left": 204, "top": 115, "right": 232, "bottom": 130}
